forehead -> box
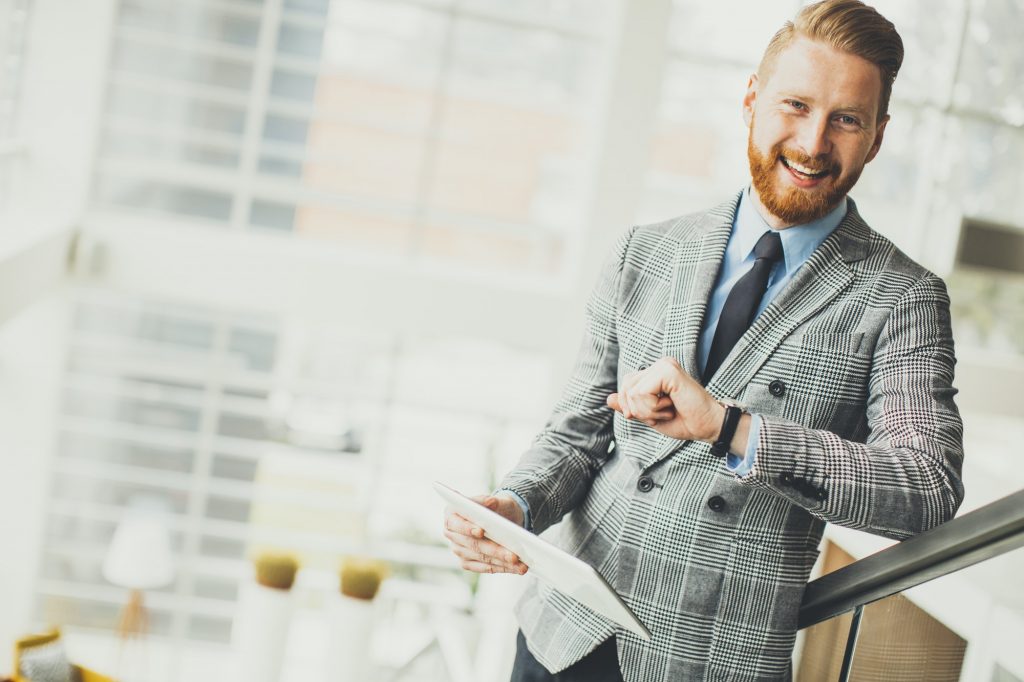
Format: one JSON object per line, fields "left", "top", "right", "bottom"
{"left": 764, "top": 37, "right": 882, "bottom": 111}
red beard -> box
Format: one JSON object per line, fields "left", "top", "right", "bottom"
{"left": 747, "top": 126, "right": 860, "bottom": 225}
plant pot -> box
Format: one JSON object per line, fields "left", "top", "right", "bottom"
{"left": 326, "top": 593, "right": 375, "bottom": 681}
{"left": 232, "top": 581, "right": 294, "bottom": 682}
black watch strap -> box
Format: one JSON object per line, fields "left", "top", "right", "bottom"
{"left": 710, "top": 404, "right": 742, "bottom": 458}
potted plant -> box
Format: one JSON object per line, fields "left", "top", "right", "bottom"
{"left": 327, "top": 556, "right": 388, "bottom": 680}
{"left": 232, "top": 552, "right": 299, "bottom": 682}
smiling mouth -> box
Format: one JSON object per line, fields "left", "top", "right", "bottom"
{"left": 780, "top": 156, "right": 831, "bottom": 180}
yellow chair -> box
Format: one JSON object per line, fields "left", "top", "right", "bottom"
{"left": 12, "top": 630, "right": 115, "bottom": 682}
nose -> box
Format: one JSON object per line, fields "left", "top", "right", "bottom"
{"left": 795, "top": 113, "right": 832, "bottom": 159}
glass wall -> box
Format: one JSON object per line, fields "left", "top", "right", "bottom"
{"left": 91, "top": 0, "right": 615, "bottom": 277}
{"left": 638, "top": 0, "right": 1024, "bottom": 290}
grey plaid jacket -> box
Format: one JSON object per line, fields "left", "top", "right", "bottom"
{"left": 499, "top": 194, "right": 964, "bottom": 681}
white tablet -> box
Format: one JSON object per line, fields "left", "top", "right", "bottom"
{"left": 435, "top": 481, "right": 652, "bottom": 640}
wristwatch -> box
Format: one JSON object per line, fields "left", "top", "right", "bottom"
{"left": 710, "top": 401, "right": 743, "bottom": 458}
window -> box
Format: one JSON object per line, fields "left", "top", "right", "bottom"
{"left": 0, "top": 0, "right": 32, "bottom": 212}
{"left": 91, "top": 0, "right": 615, "bottom": 277}
{"left": 638, "top": 0, "right": 1024, "bottom": 287}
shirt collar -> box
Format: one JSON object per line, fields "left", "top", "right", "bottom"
{"left": 731, "top": 186, "right": 848, "bottom": 275}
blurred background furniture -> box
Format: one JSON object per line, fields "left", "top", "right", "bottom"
{"left": 102, "top": 498, "right": 175, "bottom": 642}
{"left": 12, "top": 630, "right": 115, "bottom": 682}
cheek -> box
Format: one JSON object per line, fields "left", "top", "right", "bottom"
{"left": 838, "top": 140, "right": 876, "bottom": 171}
{"left": 749, "top": 126, "right": 770, "bottom": 154}
{"left": 753, "top": 116, "right": 793, "bottom": 148}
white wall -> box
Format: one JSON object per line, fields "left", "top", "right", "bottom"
{"left": 0, "top": 292, "right": 70, "bottom": 671}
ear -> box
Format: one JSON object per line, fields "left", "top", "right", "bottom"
{"left": 864, "top": 114, "right": 889, "bottom": 164}
{"left": 742, "top": 74, "right": 759, "bottom": 127}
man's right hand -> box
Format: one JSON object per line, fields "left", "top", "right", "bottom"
{"left": 443, "top": 494, "right": 529, "bottom": 575}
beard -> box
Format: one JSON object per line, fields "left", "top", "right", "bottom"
{"left": 747, "top": 125, "right": 861, "bottom": 225}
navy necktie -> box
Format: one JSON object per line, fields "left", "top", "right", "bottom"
{"left": 703, "top": 230, "right": 784, "bottom": 384}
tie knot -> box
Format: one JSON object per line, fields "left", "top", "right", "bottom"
{"left": 753, "top": 230, "right": 783, "bottom": 263}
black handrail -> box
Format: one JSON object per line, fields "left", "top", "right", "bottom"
{"left": 798, "top": 488, "right": 1024, "bottom": 630}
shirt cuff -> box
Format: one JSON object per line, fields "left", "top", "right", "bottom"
{"left": 496, "top": 488, "right": 532, "bottom": 531}
{"left": 725, "top": 413, "right": 760, "bottom": 477}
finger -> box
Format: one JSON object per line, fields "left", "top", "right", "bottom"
{"left": 459, "top": 557, "right": 502, "bottom": 573}
{"left": 446, "top": 535, "right": 528, "bottom": 573}
{"left": 616, "top": 387, "right": 632, "bottom": 418}
{"left": 625, "top": 366, "right": 670, "bottom": 412}
{"left": 445, "top": 510, "right": 487, "bottom": 538}
{"left": 446, "top": 539, "right": 508, "bottom": 565}
{"left": 655, "top": 395, "right": 674, "bottom": 411}
{"left": 620, "top": 370, "right": 649, "bottom": 419}
{"left": 624, "top": 387, "right": 662, "bottom": 421}
{"left": 447, "top": 542, "right": 525, "bottom": 573}
{"left": 459, "top": 558, "right": 528, "bottom": 575}
{"left": 623, "top": 385, "right": 644, "bottom": 419}
{"left": 443, "top": 528, "right": 520, "bottom": 565}
{"left": 606, "top": 393, "right": 623, "bottom": 413}
{"left": 443, "top": 527, "right": 493, "bottom": 553}
{"left": 471, "top": 495, "right": 505, "bottom": 523}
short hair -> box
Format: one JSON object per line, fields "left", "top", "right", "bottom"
{"left": 758, "top": 0, "right": 904, "bottom": 122}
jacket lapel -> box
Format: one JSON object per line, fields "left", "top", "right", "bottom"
{"left": 661, "top": 194, "right": 738, "bottom": 379}
{"left": 646, "top": 199, "right": 871, "bottom": 468}
{"left": 706, "top": 201, "right": 870, "bottom": 400}
{"left": 636, "top": 195, "right": 735, "bottom": 469}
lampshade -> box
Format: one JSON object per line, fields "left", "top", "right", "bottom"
{"left": 102, "top": 507, "right": 175, "bottom": 590}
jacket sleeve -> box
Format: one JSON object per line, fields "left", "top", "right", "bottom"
{"left": 497, "top": 227, "right": 635, "bottom": 534}
{"left": 739, "top": 273, "right": 965, "bottom": 540}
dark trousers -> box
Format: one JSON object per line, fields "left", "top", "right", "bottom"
{"left": 510, "top": 630, "right": 625, "bottom": 682}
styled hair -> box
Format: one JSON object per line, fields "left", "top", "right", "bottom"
{"left": 758, "top": 0, "right": 904, "bottom": 121}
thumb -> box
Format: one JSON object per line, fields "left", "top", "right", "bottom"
{"left": 472, "top": 495, "right": 498, "bottom": 510}
{"left": 607, "top": 393, "right": 623, "bottom": 411}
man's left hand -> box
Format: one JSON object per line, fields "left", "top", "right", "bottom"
{"left": 607, "top": 357, "right": 724, "bottom": 442}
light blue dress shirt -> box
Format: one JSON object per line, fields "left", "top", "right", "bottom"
{"left": 503, "top": 188, "right": 848, "bottom": 527}
{"left": 701, "top": 187, "right": 847, "bottom": 475}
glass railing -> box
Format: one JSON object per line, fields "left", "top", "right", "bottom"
{"left": 796, "top": 489, "right": 1024, "bottom": 681}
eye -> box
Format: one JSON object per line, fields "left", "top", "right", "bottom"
{"left": 836, "top": 114, "right": 861, "bottom": 128}
{"left": 786, "top": 100, "right": 807, "bottom": 111}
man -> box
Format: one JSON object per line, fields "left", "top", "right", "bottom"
{"left": 443, "top": 1, "right": 964, "bottom": 680}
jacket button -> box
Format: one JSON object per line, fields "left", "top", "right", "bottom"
{"left": 816, "top": 488, "right": 828, "bottom": 501}
{"left": 779, "top": 472, "right": 794, "bottom": 486}
{"left": 637, "top": 475, "right": 655, "bottom": 493}
{"left": 769, "top": 380, "right": 786, "bottom": 397}
{"left": 707, "top": 495, "right": 726, "bottom": 512}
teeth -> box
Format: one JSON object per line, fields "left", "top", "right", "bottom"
{"left": 784, "top": 157, "right": 827, "bottom": 176}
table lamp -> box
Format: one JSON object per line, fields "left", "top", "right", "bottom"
{"left": 102, "top": 501, "right": 175, "bottom": 640}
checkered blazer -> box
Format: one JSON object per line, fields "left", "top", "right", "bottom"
{"left": 499, "top": 193, "right": 965, "bottom": 681}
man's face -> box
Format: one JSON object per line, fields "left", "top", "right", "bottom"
{"left": 743, "top": 37, "right": 889, "bottom": 227}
